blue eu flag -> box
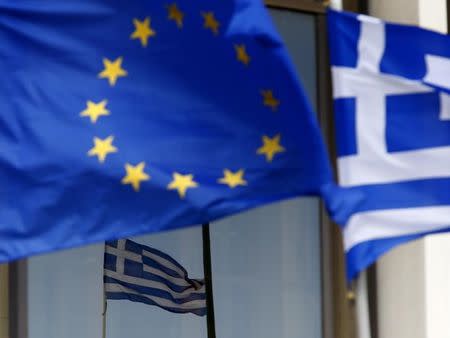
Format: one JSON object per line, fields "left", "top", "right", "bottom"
{"left": 0, "top": 0, "right": 331, "bottom": 261}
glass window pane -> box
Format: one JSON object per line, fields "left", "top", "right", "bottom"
{"left": 28, "top": 244, "right": 103, "bottom": 338}
{"left": 211, "top": 199, "right": 322, "bottom": 338}
{"left": 270, "top": 10, "right": 318, "bottom": 109}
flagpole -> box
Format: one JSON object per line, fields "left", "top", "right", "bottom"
{"left": 202, "top": 223, "right": 217, "bottom": 338}
{"left": 102, "top": 292, "right": 107, "bottom": 338}
{"left": 102, "top": 244, "right": 107, "bottom": 338}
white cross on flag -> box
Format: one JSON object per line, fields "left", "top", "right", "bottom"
{"left": 325, "top": 9, "right": 450, "bottom": 280}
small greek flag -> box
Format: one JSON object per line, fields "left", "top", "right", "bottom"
{"left": 104, "top": 239, "right": 206, "bottom": 316}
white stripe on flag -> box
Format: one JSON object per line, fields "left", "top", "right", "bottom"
{"left": 105, "top": 283, "right": 206, "bottom": 311}
{"left": 338, "top": 147, "right": 450, "bottom": 187}
{"left": 142, "top": 249, "right": 187, "bottom": 278}
{"left": 104, "top": 269, "right": 205, "bottom": 299}
{"left": 343, "top": 205, "right": 450, "bottom": 251}
{"left": 356, "top": 14, "right": 384, "bottom": 73}
{"left": 115, "top": 240, "right": 126, "bottom": 274}
{"left": 424, "top": 54, "right": 450, "bottom": 90}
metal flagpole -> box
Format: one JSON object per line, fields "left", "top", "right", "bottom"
{"left": 355, "top": 271, "right": 372, "bottom": 338}
{"left": 202, "top": 223, "right": 217, "bottom": 338}
{"left": 102, "top": 292, "right": 107, "bottom": 338}
{"left": 102, "top": 244, "right": 108, "bottom": 338}
{"left": 102, "top": 290, "right": 108, "bottom": 338}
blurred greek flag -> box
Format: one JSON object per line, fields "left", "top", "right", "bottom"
{"left": 104, "top": 239, "right": 206, "bottom": 316}
{"left": 326, "top": 9, "right": 450, "bottom": 280}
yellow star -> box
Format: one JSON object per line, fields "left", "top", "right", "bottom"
{"left": 167, "top": 172, "right": 198, "bottom": 199}
{"left": 88, "top": 136, "right": 118, "bottom": 163}
{"left": 261, "top": 90, "right": 280, "bottom": 111}
{"left": 80, "top": 100, "right": 110, "bottom": 123}
{"left": 131, "top": 17, "right": 156, "bottom": 47}
{"left": 235, "top": 44, "right": 250, "bottom": 66}
{"left": 218, "top": 169, "right": 247, "bottom": 188}
{"left": 122, "top": 162, "right": 150, "bottom": 192}
{"left": 202, "top": 12, "right": 220, "bottom": 35}
{"left": 167, "top": 3, "right": 184, "bottom": 28}
{"left": 98, "top": 57, "right": 127, "bottom": 86}
{"left": 257, "top": 134, "right": 285, "bottom": 162}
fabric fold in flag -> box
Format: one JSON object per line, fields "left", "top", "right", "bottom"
{"left": 104, "top": 239, "right": 206, "bottom": 316}
{"left": 0, "top": 0, "right": 332, "bottom": 261}
{"left": 325, "top": 9, "right": 450, "bottom": 281}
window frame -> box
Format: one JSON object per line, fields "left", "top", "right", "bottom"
{"left": 448, "top": 0, "right": 450, "bottom": 33}
{"left": 263, "top": 2, "right": 356, "bottom": 338}
{"left": 265, "top": 0, "right": 326, "bottom": 14}
{"left": 9, "top": 261, "right": 27, "bottom": 338}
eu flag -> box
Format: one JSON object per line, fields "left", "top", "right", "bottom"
{"left": 0, "top": 0, "right": 331, "bottom": 261}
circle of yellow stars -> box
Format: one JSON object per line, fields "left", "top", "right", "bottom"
{"left": 80, "top": 3, "right": 286, "bottom": 198}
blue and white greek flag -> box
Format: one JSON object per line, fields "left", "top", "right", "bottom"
{"left": 326, "top": 9, "right": 450, "bottom": 280}
{"left": 104, "top": 239, "right": 206, "bottom": 316}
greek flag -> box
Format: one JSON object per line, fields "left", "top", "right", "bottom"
{"left": 104, "top": 239, "right": 206, "bottom": 316}
{"left": 326, "top": 9, "right": 450, "bottom": 280}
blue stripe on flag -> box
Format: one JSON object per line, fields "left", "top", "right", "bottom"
{"left": 104, "top": 252, "right": 117, "bottom": 272}
{"left": 333, "top": 97, "right": 357, "bottom": 157}
{"left": 381, "top": 23, "right": 450, "bottom": 80}
{"left": 123, "top": 259, "right": 196, "bottom": 293}
{"left": 104, "top": 276, "right": 205, "bottom": 303}
{"left": 342, "top": 178, "right": 450, "bottom": 218}
{"left": 140, "top": 255, "right": 186, "bottom": 279}
{"left": 327, "top": 9, "right": 361, "bottom": 68}
{"left": 346, "top": 226, "right": 450, "bottom": 280}
{"left": 386, "top": 92, "right": 450, "bottom": 152}
{"left": 106, "top": 291, "right": 207, "bottom": 316}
